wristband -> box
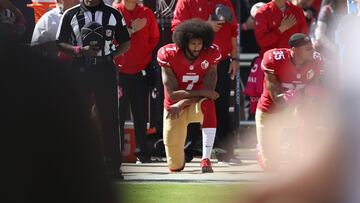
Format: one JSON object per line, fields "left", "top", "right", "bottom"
{"left": 282, "top": 89, "right": 299, "bottom": 104}
{"left": 73, "top": 46, "right": 81, "bottom": 55}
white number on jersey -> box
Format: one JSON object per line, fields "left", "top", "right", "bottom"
{"left": 182, "top": 75, "right": 199, "bottom": 90}
{"left": 272, "top": 51, "right": 285, "bottom": 61}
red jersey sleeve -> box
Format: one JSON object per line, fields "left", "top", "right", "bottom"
{"left": 261, "top": 50, "right": 277, "bottom": 75}
{"left": 146, "top": 8, "right": 160, "bottom": 51}
{"left": 157, "top": 46, "right": 171, "bottom": 68}
{"left": 171, "top": 0, "right": 191, "bottom": 32}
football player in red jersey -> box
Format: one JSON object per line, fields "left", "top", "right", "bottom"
{"left": 157, "top": 19, "right": 221, "bottom": 173}
{"left": 256, "top": 33, "right": 324, "bottom": 171}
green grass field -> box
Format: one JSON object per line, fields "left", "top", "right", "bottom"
{"left": 116, "top": 183, "right": 247, "bottom": 203}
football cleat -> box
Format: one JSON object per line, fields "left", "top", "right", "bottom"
{"left": 200, "top": 158, "right": 214, "bottom": 173}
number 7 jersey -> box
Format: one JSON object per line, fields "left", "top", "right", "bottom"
{"left": 157, "top": 43, "right": 221, "bottom": 110}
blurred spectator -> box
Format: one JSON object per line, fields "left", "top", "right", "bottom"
{"left": 337, "top": 0, "right": 360, "bottom": 87}
{"left": 113, "top": 0, "right": 160, "bottom": 163}
{"left": 1, "top": 26, "right": 118, "bottom": 203}
{"left": 313, "top": 0, "right": 347, "bottom": 89}
{"left": 172, "top": 0, "right": 241, "bottom": 164}
{"left": 314, "top": 0, "right": 347, "bottom": 55}
{"left": 56, "top": 0, "right": 131, "bottom": 179}
{"left": 31, "top": 0, "right": 79, "bottom": 58}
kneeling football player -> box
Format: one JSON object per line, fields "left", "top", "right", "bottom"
{"left": 157, "top": 19, "right": 221, "bottom": 173}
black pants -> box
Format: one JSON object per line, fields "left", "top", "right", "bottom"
{"left": 118, "top": 71, "right": 150, "bottom": 161}
{"left": 77, "top": 61, "right": 121, "bottom": 173}
{"left": 185, "top": 58, "right": 234, "bottom": 161}
{"left": 214, "top": 58, "right": 233, "bottom": 160}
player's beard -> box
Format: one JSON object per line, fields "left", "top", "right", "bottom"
{"left": 185, "top": 47, "right": 200, "bottom": 61}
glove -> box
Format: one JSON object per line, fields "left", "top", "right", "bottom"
{"left": 283, "top": 89, "right": 300, "bottom": 104}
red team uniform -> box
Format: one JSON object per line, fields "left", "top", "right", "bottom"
{"left": 113, "top": 3, "right": 159, "bottom": 74}
{"left": 158, "top": 43, "right": 221, "bottom": 110}
{"left": 255, "top": 48, "right": 323, "bottom": 170}
{"left": 157, "top": 43, "right": 221, "bottom": 171}
{"left": 259, "top": 48, "right": 323, "bottom": 113}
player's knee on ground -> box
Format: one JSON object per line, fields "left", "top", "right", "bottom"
{"left": 201, "top": 99, "right": 216, "bottom": 128}
{"left": 165, "top": 144, "right": 185, "bottom": 171}
{"left": 163, "top": 110, "right": 187, "bottom": 171}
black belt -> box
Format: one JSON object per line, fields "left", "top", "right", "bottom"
{"left": 76, "top": 55, "right": 113, "bottom": 66}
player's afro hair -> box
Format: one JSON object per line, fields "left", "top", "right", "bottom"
{"left": 172, "top": 19, "right": 214, "bottom": 52}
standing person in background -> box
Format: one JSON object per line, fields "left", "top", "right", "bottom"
{"left": 56, "top": 0, "right": 131, "bottom": 179}
{"left": 313, "top": 0, "right": 347, "bottom": 54}
{"left": 313, "top": 0, "right": 347, "bottom": 89}
{"left": 31, "top": 0, "right": 79, "bottom": 58}
{"left": 113, "top": 0, "right": 160, "bottom": 163}
{"left": 254, "top": 0, "right": 308, "bottom": 58}
{"left": 172, "top": 0, "right": 241, "bottom": 165}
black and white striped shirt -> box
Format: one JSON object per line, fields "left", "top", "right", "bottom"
{"left": 56, "top": 1, "right": 130, "bottom": 56}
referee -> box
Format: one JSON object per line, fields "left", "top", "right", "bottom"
{"left": 56, "top": 0, "right": 130, "bottom": 179}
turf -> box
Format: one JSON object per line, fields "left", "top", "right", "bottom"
{"left": 116, "top": 183, "right": 246, "bottom": 203}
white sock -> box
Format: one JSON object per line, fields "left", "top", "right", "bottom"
{"left": 202, "top": 128, "right": 216, "bottom": 160}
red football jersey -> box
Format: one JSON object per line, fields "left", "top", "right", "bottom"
{"left": 258, "top": 48, "right": 323, "bottom": 113}
{"left": 157, "top": 43, "right": 221, "bottom": 110}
